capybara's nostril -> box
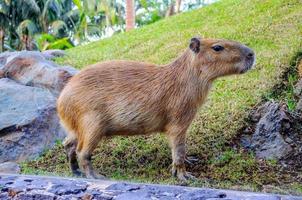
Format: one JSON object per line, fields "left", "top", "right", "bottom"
{"left": 247, "top": 52, "right": 254, "bottom": 59}
{"left": 241, "top": 45, "right": 255, "bottom": 60}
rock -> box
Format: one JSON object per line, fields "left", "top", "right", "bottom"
{"left": 294, "top": 79, "right": 302, "bottom": 112}
{"left": 16, "top": 191, "right": 56, "bottom": 200}
{"left": 0, "top": 51, "right": 45, "bottom": 67}
{"left": 0, "top": 69, "right": 4, "bottom": 78}
{"left": 0, "top": 78, "right": 66, "bottom": 162}
{"left": 296, "top": 99, "right": 302, "bottom": 112}
{"left": 47, "top": 179, "right": 88, "bottom": 195}
{"left": 0, "top": 162, "right": 20, "bottom": 174}
{"left": 0, "top": 50, "right": 65, "bottom": 66}
{"left": 42, "top": 49, "right": 66, "bottom": 59}
{"left": 0, "top": 174, "right": 301, "bottom": 200}
{"left": 0, "top": 78, "right": 55, "bottom": 130}
{"left": 297, "top": 60, "right": 302, "bottom": 78}
{"left": 0, "top": 50, "right": 76, "bottom": 163}
{"left": 2, "top": 52, "right": 77, "bottom": 96}
{"left": 294, "top": 79, "right": 302, "bottom": 98}
{"left": 241, "top": 101, "right": 293, "bottom": 160}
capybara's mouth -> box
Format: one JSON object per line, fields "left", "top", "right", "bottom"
{"left": 240, "top": 56, "right": 256, "bottom": 74}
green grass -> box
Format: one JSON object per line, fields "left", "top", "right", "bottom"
{"left": 23, "top": 0, "right": 302, "bottom": 195}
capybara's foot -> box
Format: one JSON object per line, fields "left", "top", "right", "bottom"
{"left": 185, "top": 156, "right": 199, "bottom": 165}
{"left": 172, "top": 165, "right": 197, "bottom": 182}
{"left": 85, "top": 172, "right": 107, "bottom": 180}
{"left": 72, "top": 169, "right": 85, "bottom": 177}
{"left": 176, "top": 171, "right": 197, "bottom": 182}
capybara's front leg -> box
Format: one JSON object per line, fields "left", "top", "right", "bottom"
{"left": 166, "top": 126, "right": 197, "bottom": 182}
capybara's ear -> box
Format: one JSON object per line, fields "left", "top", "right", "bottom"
{"left": 189, "top": 37, "right": 201, "bottom": 53}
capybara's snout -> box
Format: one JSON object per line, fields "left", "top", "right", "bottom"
{"left": 241, "top": 45, "right": 256, "bottom": 72}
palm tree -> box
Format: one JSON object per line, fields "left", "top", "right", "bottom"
{"left": 126, "top": 0, "right": 135, "bottom": 31}
{"left": 71, "top": 0, "right": 124, "bottom": 43}
{"left": 17, "top": 20, "right": 39, "bottom": 50}
{"left": 0, "top": 2, "right": 9, "bottom": 52}
{"left": 0, "top": 29, "right": 4, "bottom": 52}
{"left": 0, "top": 0, "right": 79, "bottom": 51}
{"left": 166, "top": 0, "right": 182, "bottom": 17}
{"left": 175, "top": 0, "right": 182, "bottom": 13}
{"left": 41, "top": 0, "right": 80, "bottom": 39}
{"left": 0, "top": 0, "right": 40, "bottom": 51}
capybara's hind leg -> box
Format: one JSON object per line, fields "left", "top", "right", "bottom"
{"left": 77, "top": 137, "right": 106, "bottom": 179}
{"left": 63, "top": 135, "right": 82, "bottom": 177}
{"left": 76, "top": 115, "right": 106, "bottom": 179}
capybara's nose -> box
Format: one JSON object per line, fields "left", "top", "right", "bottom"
{"left": 247, "top": 51, "right": 255, "bottom": 60}
{"left": 242, "top": 46, "right": 255, "bottom": 60}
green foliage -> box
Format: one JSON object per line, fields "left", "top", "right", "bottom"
{"left": 42, "top": 0, "right": 62, "bottom": 23}
{"left": 0, "top": 11, "right": 9, "bottom": 29}
{"left": 35, "top": 33, "right": 74, "bottom": 50}
{"left": 62, "top": 9, "right": 80, "bottom": 30}
{"left": 1, "top": 0, "right": 211, "bottom": 52}
{"left": 285, "top": 74, "right": 298, "bottom": 111}
{"left": 48, "top": 37, "right": 74, "bottom": 50}
{"left": 0, "top": 0, "right": 76, "bottom": 51}
{"left": 17, "top": 20, "right": 38, "bottom": 37}
{"left": 51, "top": 20, "right": 69, "bottom": 38}
{"left": 35, "top": 34, "right": 56, "bottom": 50}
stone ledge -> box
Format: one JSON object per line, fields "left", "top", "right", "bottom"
{"left": 0, "top": 174, "right": 301, "bottom": 200}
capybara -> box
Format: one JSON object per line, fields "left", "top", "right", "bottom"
{"left": 57, "top": 37, "right": 255, "bottom": 181}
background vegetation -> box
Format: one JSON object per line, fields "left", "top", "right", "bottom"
{"left": 0, "top": 0, "right": 211, "bottom": 52}
{"left": 22, "top": 0, "right": 302, "bottom": 195}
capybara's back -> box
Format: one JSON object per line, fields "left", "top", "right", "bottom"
{"left": 57, "top": 37, "right": 255, "bottom": 180}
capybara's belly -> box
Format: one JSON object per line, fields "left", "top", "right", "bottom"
{"left": 105, "top": 99, "right": 167, "bottom": 136}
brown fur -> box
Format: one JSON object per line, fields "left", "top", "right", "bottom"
{"left": 57, "top": 37, "right": 255, "bottom": 180}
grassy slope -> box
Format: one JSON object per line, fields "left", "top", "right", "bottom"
{"left": 23, "top": 0, "right": 302, "bottom": 194}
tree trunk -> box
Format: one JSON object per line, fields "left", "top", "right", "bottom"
{"left": 175, "top": 0, "right": 182, "bottom": 13}
{"left": 165, "top": 3, "right": 175, "bottom": 17}
{"left": 20, "top": 35, "right": 27, "bottom": 50}
{"left": 26, "top": 36, "right": 34, "bottom": 51}
{"left": 126, "top": 0, "right": 135, "bottom": 31}
{"left": 0, "top": 29, "right": 4, "bottom": 53}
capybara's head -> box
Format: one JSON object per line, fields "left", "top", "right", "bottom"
{"left": 189, "top": 37, "right": 255, "bottom": 79}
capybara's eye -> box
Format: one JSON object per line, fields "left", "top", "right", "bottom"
{"left": 212, "top": 45, "right": 224, "bottom": 52}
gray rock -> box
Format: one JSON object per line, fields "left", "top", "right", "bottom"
{"left": 0, "top": 78, "right": 55, "bottom": 130}
{"left": 108, "top": 183, "right": 228, "bottom": 200}
{"left": 0, "top": 50, "right": 65, "bottom": 67}
{"left": 179, "top": 190, "right": 227, "bottom": 200}
{"left": 296, "top": 98, "right": 302, "bottom": 112}
{"left": 16, "top": 191, "right": 56, "bottom": 200}
{"left": 0, "top": 192, "right": 9, "bottom": 200}
{"left": 0, "top": 162, "right": 20, "bottom": 174}
{"left": 0, "top": 50, "right": 79, "bottom": 163}
{"left": 47, "top": 179, "right": 88, "bottom": 195}
{"left": 42, "top": 49, "right": 66, "bottom": 59}
{"left": 0, "top": 174, "right": 301, "bottom": 200}
{"left": 241, "top": 101, "right": 293, "bottom": 160}
{"left": 0, "top": 51, "right": 46, "bottom": 67}
{"left": 2, "top": 52, "right": 77, "bottom": 96}
{"left": 0, "top": 78, "right": 65, "bottom": 162}
{"left": 294, "top": 79, "right": 302, "bottom": 98}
